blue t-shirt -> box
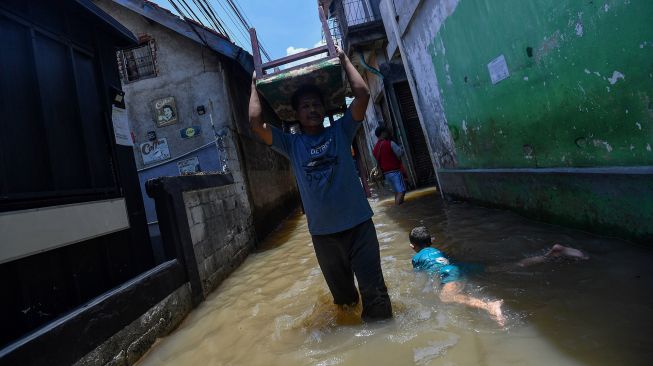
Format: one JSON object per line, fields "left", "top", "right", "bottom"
{"left": 270, "top": 109, "right": 373, "bottom": 235}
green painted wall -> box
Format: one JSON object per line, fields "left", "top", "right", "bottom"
{"left": 438, "top": 171, "right": 653, "bottom": 242}
{"left": 429, "top": 0, "right": 653, "bottom": 169}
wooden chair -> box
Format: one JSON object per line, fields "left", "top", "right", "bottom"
{"left": 249, "top": 5, "right": 346, "bottom": 121}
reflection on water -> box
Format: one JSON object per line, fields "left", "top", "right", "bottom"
{"left": 138, "top": 188, "right": 653, "bottom": 366}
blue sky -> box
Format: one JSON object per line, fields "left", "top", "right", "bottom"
{"left": 151, "top": 0, "right": 324, "bottom": 60}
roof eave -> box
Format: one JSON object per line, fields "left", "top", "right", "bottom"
{"left": 76, "top": 0, "right": 138, "bottom": 46}
{"left": 112, "top": 0, "right": 253, "bottom": 72}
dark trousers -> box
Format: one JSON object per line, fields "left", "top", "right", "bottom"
{"left": 311, "top": 219, "right": 393, "bottom": 321}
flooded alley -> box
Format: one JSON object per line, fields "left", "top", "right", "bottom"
{"left": 136, "top": 188, "right": 653, "bottom": 366}
{"left": 2, "top": 1, "right": 652, "bottom": 365}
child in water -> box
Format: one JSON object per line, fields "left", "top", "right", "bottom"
{"left": 409, "top": 226, "right": 589, "bottom": 326}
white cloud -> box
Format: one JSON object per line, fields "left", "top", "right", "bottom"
{"left": 282, "top": 40, "right": 328, "bottom": 69}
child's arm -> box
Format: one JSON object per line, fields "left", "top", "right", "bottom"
{"left": 337, "top": 46, "right": 370, "bottom": 122}
{"left": 248, "top": 72, "right": 273, "bottom": 145}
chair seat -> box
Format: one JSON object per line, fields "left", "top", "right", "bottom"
{"left": 255, "top": 57, "right": 346, "bottom": 121}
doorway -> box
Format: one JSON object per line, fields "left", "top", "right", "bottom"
{"left": 393, "top": 81, "right": 436, "bottom": 188}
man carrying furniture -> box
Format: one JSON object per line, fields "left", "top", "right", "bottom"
{"left": 248, "top": 46, "right": 393, "bottom": 321}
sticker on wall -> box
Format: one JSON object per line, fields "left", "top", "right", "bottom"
{"left": 180, "top": 125, "right": 202, "bottom": 139}
{"left": 140, "top": 138, "right": 171, "bottom": 165}
{"left": 111, "top": 106, "right": 133, "bottom": 146}
{"left": 487, "top": 54, "right": 510, "bottom": 85}
{"left": 153, "top": 96, "right": 178, "bottom": 127}
{"left": 177, "top": 156, "right": 201, "bottom": 175}
{"left": 147, "top": 130, "right": 157, "bottom": 141}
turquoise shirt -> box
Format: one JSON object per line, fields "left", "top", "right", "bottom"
{"left": 412, "top": 247, "right": 462, "bottom": 284}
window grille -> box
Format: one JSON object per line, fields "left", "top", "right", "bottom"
{"left": 118, "top": 40, "right": 157, "bottom": 82}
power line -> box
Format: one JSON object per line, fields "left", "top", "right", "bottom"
{"left": 167, "top": 0, "right": 274, "bottom": 62}
{"left": 222, "top": 0, "right": 272, "bottom": 61}
{"left": 211, "top": 0, "right": 253, "bottom": 51}
{"left": 197, "top": 0, "right": 253, "bottom": 54}
{"left": 230, "top": 0, "right": 253, "bottom": 25}
{"left": 176, "top": 0, "right": 202, "bottom": 24}
{"left": 193, "top": 0, "right": 228, "bottom": 36}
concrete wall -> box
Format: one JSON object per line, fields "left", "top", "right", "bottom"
{"left": 73, "top": 284, "right": 192, "bottom": 366}
{"left": 75, "top": 176, "right": 259, "bottom": 365}
{"left": 183, "top": 183, "right": 256, "bottom": 297}
{"left": 221, "top": 60, "right": 301, "bottom": 241}
{"left": 381, "top": 0, "right": 653, "bottom": 242}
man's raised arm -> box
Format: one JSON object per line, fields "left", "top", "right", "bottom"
{"left": 338, "top": 45, "right": 370, "bottom": 122}
{"left": 248, "top": 72, "right": 273, "bottom": 145}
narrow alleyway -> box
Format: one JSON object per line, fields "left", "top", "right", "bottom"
{"left": 136, "top": 188, "right": 652, "bottom": 366}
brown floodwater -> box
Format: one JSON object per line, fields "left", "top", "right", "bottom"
{"left": 137, "top": 187, "right": 653, "bottom": 366}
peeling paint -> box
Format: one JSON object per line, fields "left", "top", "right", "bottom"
{"left": 575, "top": 22, "right": 584, "bottom": 37}
{"left": 536, "top": 31, "right": 561, "bottom": 63}
{"left": 575, "top": 12, "right": 584, "bottom": 37}
{"left": 608, "top": 71, "right": 625, "bottom": 85}
{"left": 593, "top": 139, "right": 613, "bottom": 152}
{"left": 647, "top": 144, "right": 652, "bottom": 152}
{"left": 635, "top": 122, "right": 642, "bottom": 130}
{"left": 584, "top": 68, "right": 591, "bottom": 74}
{"left": 604, "top": 3, "right": 610, "bottom": 12}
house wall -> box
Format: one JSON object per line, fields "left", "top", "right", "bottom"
{"left": 96, "top": 0, "right": 300, "bottom": 241}
{"left": 96, "top": 0, "right": 231, "bottom": 171}
{"left": 382, "top": 0, "right": 653, "bottom": 242}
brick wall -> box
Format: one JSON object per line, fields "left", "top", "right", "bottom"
{"left": 183, "top": 183, "right": 256, "bottom": 297}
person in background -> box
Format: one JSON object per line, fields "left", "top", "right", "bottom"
{"left": 373, "top": 127, "right": 406, "bottom": 205}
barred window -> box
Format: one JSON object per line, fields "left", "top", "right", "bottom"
{"left": 118, "top": 39, "right": 157, "bottom": 82}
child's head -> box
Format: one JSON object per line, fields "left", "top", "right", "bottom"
{"left": 291, "top": 84, "right": 325, "bottom": 128}
{"left": 409, "top": 226, "right": 432, "bottom": 252}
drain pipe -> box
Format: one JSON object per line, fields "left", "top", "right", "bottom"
{"left": 383, "top": 0, "right": 445, "bottom": 199}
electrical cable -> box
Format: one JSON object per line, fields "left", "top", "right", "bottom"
{"left": 168, "top": 0, "right": 210, "bottom": 47}
{"left": 214, "top": 0, "right": 263, "bottom": 57}
{"left": 168, "top": 0, "right": 273, "bottom": 61}
{"left": 176, "top": 0, "right": 203, "bottom": 24}
{"left": 192, "top": 0, "right": 227, "bottom": 35}
{"left": 210, "top": 0, "right": 252, "bottom": 48}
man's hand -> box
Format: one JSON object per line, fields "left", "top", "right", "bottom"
{"left": 249, "top": 72, "right": 273, "bottom": 145}
{"left": 335, "top": 44, "right": 346, "bottom": 61}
